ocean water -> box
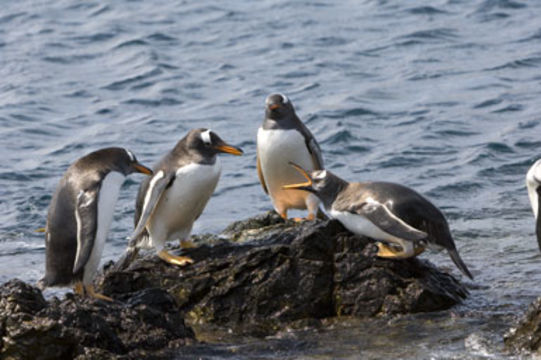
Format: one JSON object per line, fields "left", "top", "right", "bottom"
{"left": 1, "top": 0, "right": 541, "bottom": 358}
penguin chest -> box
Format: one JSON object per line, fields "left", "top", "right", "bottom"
{"left": 84, "top": 171, "right": 125, "bottom": 284}
{"left": 148, "top": 161, "right": 221, "bottom": 241}
{"left": 257, "top": 128, "right": 315, "bottom": 209}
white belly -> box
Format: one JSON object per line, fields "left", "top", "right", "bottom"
{"left": 147, "top": 161, "right": 221, "bottom": 250}
{"left": 526, "top": 160, "right": 541, "bottom": 218}
{"left": 257, "top": 128, "right": 318, "bottom": 212}
{"left": 84, "top": 171, "right": 125, "bottom": 285}
{"left": 329, "top": 209, "right": 403, "bottom": 243}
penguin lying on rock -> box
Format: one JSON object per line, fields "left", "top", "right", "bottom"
{"left": 283, "top": 163, "right": 473, "bottom": 279}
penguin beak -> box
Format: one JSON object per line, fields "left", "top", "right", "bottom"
{"left": 282, "top": 162, "right": 314, "bottom": 192}
{"left": 133, "top": 163, "right": 153, "bottom": 175}
{"left": 268, "top": 103, "right": 280, "bottom": 111}
{"left": 213, "top": 140, "right": 244, "bottom": 156}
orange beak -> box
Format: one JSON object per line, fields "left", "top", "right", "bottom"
{"left": 268, "top": 103, "right": 280, "bottom": 111}
{"left": 282, "top": 162, "right": 313, "bottom": 190}
{"left": 133, "top": 163, "right": 153, "bottom": 175}
{"left": 214, "top": 144, "right": 244, "bottom": 156}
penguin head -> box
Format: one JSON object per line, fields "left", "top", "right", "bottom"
{"left": 112, "top": 148, "right": 153, "bottom": 176}
{"left": 186, "top": 129, "right": 244, "bottom": 157}
{"left": 265, "top": 93, "right": 295, "bottom": 121}
{"left": 283, "top": 162, "right": 347, "bottom": 207}
{"left": 79, "top": 148, "right": 153, "bottom": 176}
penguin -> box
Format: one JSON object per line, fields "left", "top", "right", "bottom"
{"left": 127, "top": 128, "right": 243, "bottom": 267}
{"left": 257, "top": 93, "right": 324, "bottom": 221}
{"left": 283, "top": 163, "right": 473, "bottom": 279}
{"left": 526, "top": 159, "right": 541, "bottom": 251}
{"left": 39, "top": 147, "right": 153, "bottom": 300}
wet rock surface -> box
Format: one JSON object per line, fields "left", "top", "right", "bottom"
{"left": 1, "top": 212, "right": 468, "bottom": 358}
{"left": 504, "top": 296, "right": 541, "bottom": 354}
{"left": 103, "top": 212, "right": 468, "bottom": 336}
{"left": 0, "top": 279, "right": 194, "bottom": 359}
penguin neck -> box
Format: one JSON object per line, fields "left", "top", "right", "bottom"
{"left": 262, "top": 116, "right": 297, "bottom": 131}
{"left": 319, "top": 177, "right": 349, "bottom": 210}
{"left": 173, "top": 142, "right": 217, "bottom": 166}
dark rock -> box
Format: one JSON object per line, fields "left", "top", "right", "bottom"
{"left": 504, "top": 296, "right": 541, "bottom": 354}
{"left": 1, "top": 211, "right": 469, "bottom": 357}
{"left": 0, "top": 280, "right": 194, "bottom": 359}
{"left": 101, "top": 211, "right": 468, "bottom": 336}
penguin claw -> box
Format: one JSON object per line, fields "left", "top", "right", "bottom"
{"left": 376, "top": 242, "right": 406, "bottom": 259}
{"left": 77, "top": 284, "right": 113, "bottom": 302}
{"left": 158, "top": 250, "right": 194, "bottom": 267}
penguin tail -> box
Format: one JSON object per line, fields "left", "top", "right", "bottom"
{"left": 448, "top": 248, "right": 473, "bottom": 280}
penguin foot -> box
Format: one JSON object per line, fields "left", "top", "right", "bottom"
{"left": 73, "top": 281, "right": 84, "bottom": 295}
{"left": 292, "top": 213, "right": 315, "bottom": 222}
{"left": 158, "top": 250, "right": 194, "bottom": 267}
{"left": 376, "top": 242, "right": 410, "bottom": 259}
{"left": 279, "top": 211, "right": 288, "bottom": 220}
{"left": 375, "top": 242, "right": 425, "bottom": 259}
{"left": 86, "top": 284, "right": 113, "bottom": 302}
{"left": 180, "top": 240, "right": 196, "bottom": 249}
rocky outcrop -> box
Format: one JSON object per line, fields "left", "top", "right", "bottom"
{"left": 102, "top": 212, "right": 468, "bottom": 335}
{"left": 1, "top": 212, "right": 468, "bottom": 358}
{"left": 504, "top": 296, "right": 541, "bottom": 354}
{"left": 0, "top": 280, "right": 194, "bottom": 359}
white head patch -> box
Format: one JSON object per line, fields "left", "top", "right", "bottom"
{"left": 279, "top": 93, "right": 289, "bottom": 104}
{"left": 125, "top": 149, "right": 135, "bottom": 162}
{"left": 314, "top": 170, "right": 327, "bottom": 180}
{"left": 201, "top": 129, "right": 212, "bottom": 145}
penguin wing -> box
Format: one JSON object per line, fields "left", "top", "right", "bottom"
{"left": 256, "top": 149, "right": 268, "bottom": 194}
{"left": 296, "top": 120, "right": 324, "bottom": 170}
{"left": 348, "top": 200, "right": 427, "bottom": 241}
{"left": 131, "top": 170, "right": 173, "bottom": 240}
{"left": 73, "top": 187, "right": 99, "bottom": 274}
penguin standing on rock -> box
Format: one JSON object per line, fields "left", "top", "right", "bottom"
{"left": 39, "top": 148, "right": 153, "bottom": 300}
{"left": 257, "top": 93, "right": 324, "bottom": 221}
{"left": 283, "top": 163, "right": 474, "bottom": 279}
{"left": 123, "top": 128, "right": 243, "bottom": 268}
{"left": 526, "top": 159, "right": 541, "bottom": 251}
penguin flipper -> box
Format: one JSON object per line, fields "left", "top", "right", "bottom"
{"left": 295, "top": 117, "right": 324, "bottom": 170}
{"left": 349, "top": 200, "right": 427, "bottom": 242}
{"left": 73, "top": 187, "right": 99, "bottom": 275}
{"left": 256, "top": 150, "right": 268, "bottom": 194}
{"left": 131, "top": 170, "right": 172, "bottom": 241}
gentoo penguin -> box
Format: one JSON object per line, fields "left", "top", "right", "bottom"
{"left": 283, "top": 163, "right": 474, "bottom": 279}
{"left": 257, "top": 93, "right": 324, "bottom": 220}
{"left": 39, "top": 148, "right": 153, "bottom": 300}
{"left": 128, "top": 128, "right": 243, "bottom": 267}
{"left": 526, "top": 159, "right": 541, "bottom": 251}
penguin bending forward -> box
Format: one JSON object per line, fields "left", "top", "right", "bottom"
{"left": 283, "top": 163, "right": 473, "bottom": 279}
{"left": 39, "top": 148, "right": 153, "bottom": 300}
{"left": 126, "top": 128, "right": 243, "bottom": 267}
{"left": 257, "top": 93, "right": 324, "bottom": 220}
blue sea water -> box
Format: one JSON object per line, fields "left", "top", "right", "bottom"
{"left": 1, "top": 0, "right": 541, "bottom": 358}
